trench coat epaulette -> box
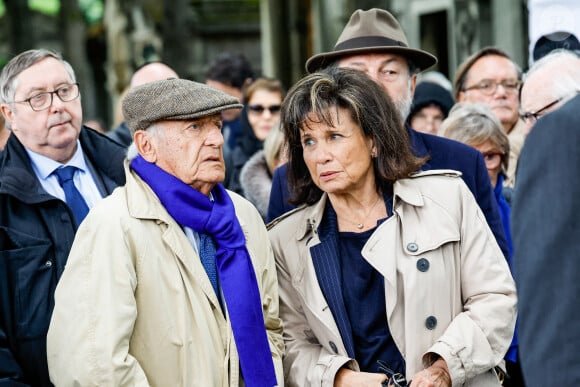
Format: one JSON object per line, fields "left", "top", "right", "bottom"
{"left": 266, "top": 204, "right": 308, "bottom": 231}
{"left": 408, "top": 169, "right": 463, "bottom": 179}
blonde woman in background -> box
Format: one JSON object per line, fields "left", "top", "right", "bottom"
{"left": 240, "top": 124, "right": 287, "bottom": 220}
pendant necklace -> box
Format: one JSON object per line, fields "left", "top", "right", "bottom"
{"left": 342, "top": 195, "right": 383, "bottom": 230}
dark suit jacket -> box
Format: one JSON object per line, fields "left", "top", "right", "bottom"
{"left": 267, "top": 126, "right": 509, "bottom": 257}
{"left": 0, "top": 127, "right": 126, "bottom": 386}
{"left": 512, "top": 94, "right": 580, "bottom": 386}
{"left": 106, "top": 121, "right": 132, "bottom": 148}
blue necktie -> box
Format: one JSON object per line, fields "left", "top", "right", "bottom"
{"left": 199, "top": 233, "right": 219, "bottom": 296}
{"left": 54, "top": 166, "right": 89, "bottom": 227}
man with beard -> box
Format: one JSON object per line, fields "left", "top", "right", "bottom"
{"left": 267, "top": 8, "right": 508, "bottom": 259}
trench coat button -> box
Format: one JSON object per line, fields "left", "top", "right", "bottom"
{"left": 329, "top": 341, "right": 338, "bottom": 354}
{"left": 45, "top": 260, "right": 52, "bottom": 268}
{"left": 425, "top": 316, "right": 437, "bottom": 330}
{"left": 417, "top": 258, "right": 430, "bottom": 272}
{"left": 407, "top": 242, "right": 418, "bottom": 252}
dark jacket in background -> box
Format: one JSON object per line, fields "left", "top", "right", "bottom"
{"left": 106, "top": 121, "right": 132, "bottom": 148}
{"left": 512, "top": 94, "right": 580, "bottom": 387}
{"left": 0, "top": 127, "right": 126, "bottom": 386}
{"left": 224, "top": 107, "right": 263, "bottom": 196}
{"left": 267, "top": 126, "right": 509, "bottom": 258}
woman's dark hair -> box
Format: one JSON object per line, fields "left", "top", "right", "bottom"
{"left": 281, "top": 67, "right": 425, "bottom": 205}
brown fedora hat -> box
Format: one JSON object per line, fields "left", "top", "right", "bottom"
{"left": 306, "top": 8, "right": 437, "bottom": 73}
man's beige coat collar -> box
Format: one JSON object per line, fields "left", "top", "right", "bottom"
{"left": 122, "top": 160, "right": 226, "bottom": 313}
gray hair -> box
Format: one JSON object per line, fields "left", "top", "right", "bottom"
{"left": 125, "top": 121, "right": 164, "bottom": 160}
{"left": 523, "top": 49, "right": 580, "bottom": 101}
{"left": 440, "top": 102, "right": 510, "bottom": 173}
{"left": 0, "top": 49, "right": 77, "bottom": 105}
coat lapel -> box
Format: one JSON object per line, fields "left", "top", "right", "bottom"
{"left": 309, "top": 204, "right": 356, "bottom": 358}
{"left": 127, "top": 168, "right": 224, "bottom": 312}
{"left": 362, "top": 216, "right": 400, "bottom": 328}
{"left": 161, "top": 225, "right": 223, "bottom": 310}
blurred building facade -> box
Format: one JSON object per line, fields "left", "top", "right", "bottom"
{"left": 259, "top": 0, "right": 529, "bottom": 87}
{"left": 0, "top": 1, "right": 541, "bottom": 129}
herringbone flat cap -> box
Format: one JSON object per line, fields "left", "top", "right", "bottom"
{"left": 123, "top": 78, "right": 243, "bottom": 134}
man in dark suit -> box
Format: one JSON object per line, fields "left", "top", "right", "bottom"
{"left": 267, "top": 8, "right": 508, "bottom": 258}
{"left": 0, "top": 49, "right": 126, "bottom": 386}
{"left": 512, "top": 93, "right": 580, "bottom": 386}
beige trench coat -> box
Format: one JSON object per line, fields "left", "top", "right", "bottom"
{"left": 268, "top": 170, "right": 516, "bottom": 387}
{"left": 47, "top": 164, "right": 284, "bottom": 386}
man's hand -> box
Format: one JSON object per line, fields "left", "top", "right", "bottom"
{"left": 334, "top": 367, "right": 389, "bottom": 386}
{"left": 409, "top": 358, "right": 451, "bottom": 387}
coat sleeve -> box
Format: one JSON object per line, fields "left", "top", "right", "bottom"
{"left": 269, "top": 226, "right": 352, "bottom": 387}
{"left": 46, "top": 209, "right": 150, "bottom": 386}
{"left": 425, "top": 181, "right": 517, "bottom": 385}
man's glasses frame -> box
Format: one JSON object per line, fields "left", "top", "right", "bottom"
{"left": 462, "top": 79, "right": 522, "bottom": 96}
{"left": 12, "top": 83, "right": 80, "bottom": 111}
{"left": 519, "top": 97, "right": 563, "bottom": 124}
{"left": 481, "top": 151, "right": 504, "bottom": 169}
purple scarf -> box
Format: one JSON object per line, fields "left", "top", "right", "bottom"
{"left": 131, "top": 155, "right": 277, "bottom": 387}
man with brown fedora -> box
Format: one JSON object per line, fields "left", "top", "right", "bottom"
{"left": 268, "top": 8, "right": 509, "bottom": 258}
{"left": 47, "top": 78, "right": 284, "bottom": 386}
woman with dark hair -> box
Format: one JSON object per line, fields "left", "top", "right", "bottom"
{"left": 268, "top": 68, "right": 516, "bottom": 387}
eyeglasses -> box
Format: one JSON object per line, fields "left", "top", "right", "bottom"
{"left": 481, "top": 151, "right": 504, "bottom": 169}
{"left": 12, "top": 83, "right": 80, "bottom": 111}
{"left": 377, "top": 361, "right": 408, "bottom": 387}
{"left": 463, "top": 79, "right": 522, "bottom": 96}
{"left": 519, "top": 97, "right": 562, "bottom": 125}
{"left": 247, "top": 104, "right": 281, "bottom": 115}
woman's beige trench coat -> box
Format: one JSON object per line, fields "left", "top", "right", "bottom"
{"left": 268, "top": 170, "right": 516, "bottom": 387}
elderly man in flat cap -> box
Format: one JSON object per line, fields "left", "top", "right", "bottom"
{"left": 268, "top": 8, "right": 510, "bottom": 260}
{"left": 46, "top": 78, "right": 284, "bottom": 387}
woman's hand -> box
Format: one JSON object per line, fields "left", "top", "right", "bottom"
{"left": 334, "top": 367, "right": 388, "bottom": 386}
{"left": 410, "top": 358, "right": 451, "bottom": 387}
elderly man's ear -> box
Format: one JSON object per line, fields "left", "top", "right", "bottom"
{"left": 134, "top": 130, "right": 158, "bottom": 163}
